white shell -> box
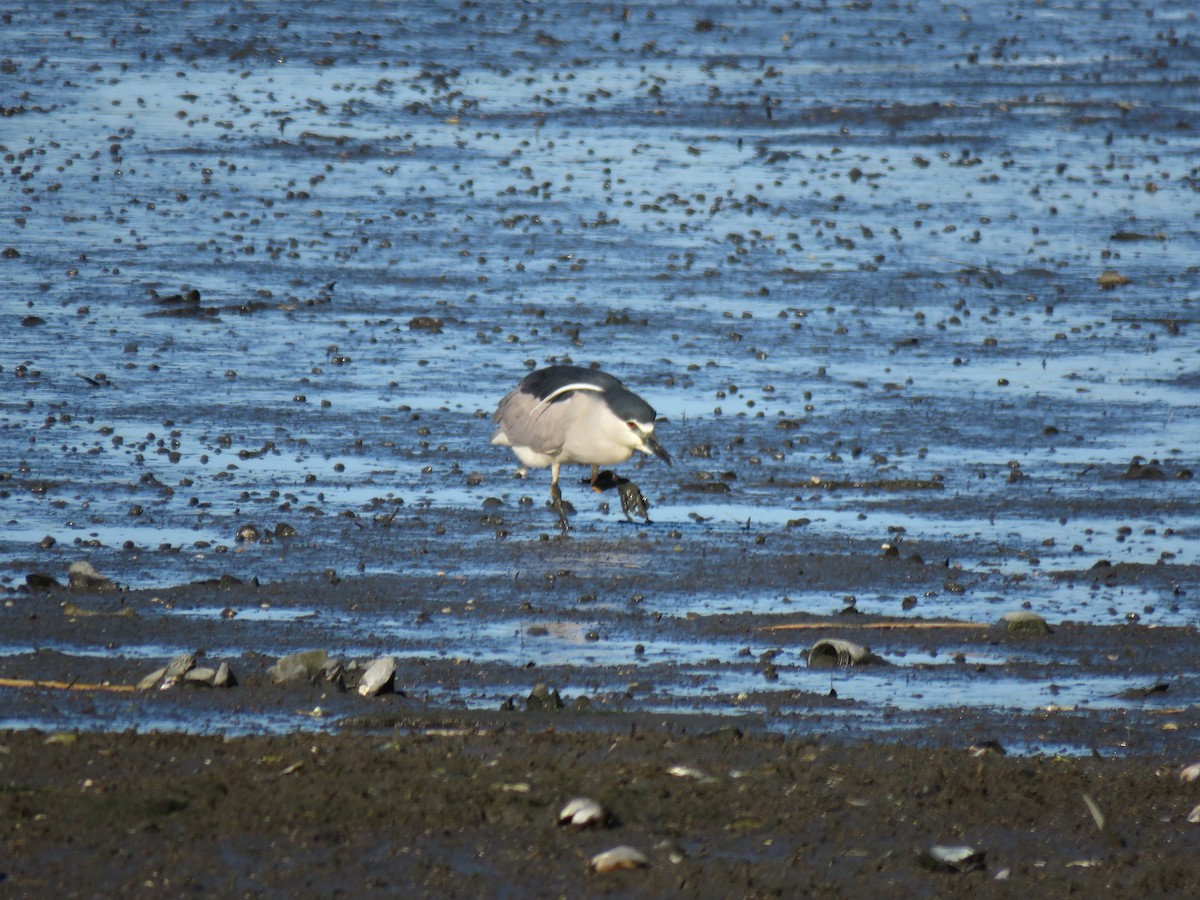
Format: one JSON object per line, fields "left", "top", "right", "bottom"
{"left": 1188, "top": 803, "right": 1200, "bottom": 824}
{"left": 559, "top": 797, "right": 606, "bottom": 828}
{"left": 358, "top": 655, "right": 398, "bottom": 696}
{"left": 589, "top": 845, "right": 648, "bottom": 873}
{"left": 928, "top": 845, "right": 979, "bottom": 865}
{"left": 1181, "top": 763, "right": 1200, "bottom": 782}
{"left": 919, "top": 844, "right": 987, "bottom": 873}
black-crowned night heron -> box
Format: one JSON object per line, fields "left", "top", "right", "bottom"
{"left": 491, "top": 365, "right": 671, "bottom": 529}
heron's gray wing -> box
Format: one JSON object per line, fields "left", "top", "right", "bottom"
{"left": 493, "top": 386, "right": 592, "bottom": 454}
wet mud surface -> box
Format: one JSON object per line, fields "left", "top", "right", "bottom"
{"left": 3, "top": 0, "right": 1200, "bottom": 893}
{"left": 4, "top": 725, "right": 1200, "bottom": 896}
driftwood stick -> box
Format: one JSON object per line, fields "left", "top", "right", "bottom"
{"left": 764, "top": 621, "right": 986, "bottom": 631}
{"left": 0, "top": 677, "right": 136, "bottom": 694}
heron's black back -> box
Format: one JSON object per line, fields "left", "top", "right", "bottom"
{"left": 520, "top": 366, "right": 656, "bottom": 423}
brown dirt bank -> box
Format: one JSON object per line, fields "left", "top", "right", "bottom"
{"left": 3, "top": 718, "right": 1200, "bottom": 897}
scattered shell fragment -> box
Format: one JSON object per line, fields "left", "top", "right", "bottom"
{"left": 995, "top": 611, "right": 1051, "bottom": 635}
{"left": 656, "top": 839, "right": 687, "bottom": 864}
{"left": 357, "top": 655, "right": 397, "bottom": 697}
{"left": 917, "top": 844, "right": 987, "bottom": 873}
{"left": 968, "top": 740, "right": 1006, "bottom": 757}
{"left": 559, "top": 797, "right": 610, "bottom": 829}
{"left": 589, "top": 845, "right": 648, "bottom": 873}
{"left": 1188, "top": 804, "right": 1200, "bottom": 825}
{"left": 666, "top": 765, "right": 707, "bottom": 779}
{"left": 807, "top": 638, "right": 887, "bottom": 668}
{"left": 1180, "top": 763, "right": 1200, "bottom": 783}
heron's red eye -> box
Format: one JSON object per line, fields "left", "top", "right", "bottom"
{"left": 626, "top": 421, "right": 638, "bottom": 430}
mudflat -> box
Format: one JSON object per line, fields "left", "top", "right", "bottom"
{"left": 3, "top": 0, "right": 1200, "bottom": 894}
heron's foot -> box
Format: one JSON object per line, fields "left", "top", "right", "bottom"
{"left": 550, "top": 483, "right": 573, "bottom": 533}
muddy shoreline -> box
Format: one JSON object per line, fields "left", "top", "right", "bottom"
{"left": 5, "top": 718, "right": 1200, "bottom": 895}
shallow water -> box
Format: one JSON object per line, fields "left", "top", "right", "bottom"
{"left": 2, "top": 0, "right": 1199, "bottom": 747}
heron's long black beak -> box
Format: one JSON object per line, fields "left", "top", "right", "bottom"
{"left": 640, "top": 429, "right": 672, "bottom": 466}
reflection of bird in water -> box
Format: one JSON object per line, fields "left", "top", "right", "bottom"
{"left": 491, "top": 365, "right": 671, "bottom": 531}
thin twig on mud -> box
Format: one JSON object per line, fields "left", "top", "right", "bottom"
{"left": 0, "top": 677, "right": 136, "bottom": 694}
{"left": 764, "top": 622, "right": 985, "bottom": 631}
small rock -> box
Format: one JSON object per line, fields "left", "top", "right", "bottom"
{"left": 213, "top": 661, "right": 237, "bottom": 688}
{"left": 1123, "top": 458, "right": 1166, "bottom": 480}
{"left": 995, "top": 611, "right": 1051, "bottom": 635}
{"left": 322, "top": 660, "right": 346, "bottom": 690}
{"left": 268, "top": 649, "right": 329, "bottom": 684}
{"left": 236, "top": 524, "right": 261, "bottom": 543}
{"left": 164, "top": 653, "right": 197, "bottom": 678}
{"left": 67, "top": 561, "right": 116, "bottom": 592}
{"left": 526, "top": 683, "right": 564, "bottom": 711}
{"left": 137, "top": 666, "right": 169, "bottom": 691}
{"left": 183, "top": 667, "right": 217, "bottom": 686}
{"left": 25, "top": 572, "right": 61, "bottom": 592}
{"left": 408, "top": 315, "right": 443, "bottom": 332}
{"left": 137, "top": 652, "right": 197, "bottom": 691}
